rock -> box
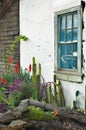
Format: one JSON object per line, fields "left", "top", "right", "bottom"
{"left": 0, "top": 110, "right": 15, "bottom": 124}
{"left": 9, "top": 119, "right": 27, "bottom": 127}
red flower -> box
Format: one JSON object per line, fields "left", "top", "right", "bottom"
{"left": 1, "top": 77, "right": 6, "bottom": 85}
{"left": 8, "top": 57, "right": 12, "bottom": 63}
{"left": 8, "top": 57, "right": 12, "bottom": 66}
{"left": 28, "top": 64, "right": 32, "bottom": 72}
{"left": 14, "top": 63, "right": 20, "bottom": 74}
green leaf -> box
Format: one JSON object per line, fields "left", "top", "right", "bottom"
{"left": 0, "top": 90, "right": 10, "bottom": 105}
{"left": 0, "top": 90, "right": 5, "bottom": 97}
{"left": 75, "top": 90, "right": 80, "bottom": 97}
{"left": 8, "top": 94, "right": 15, "bottom": 108}
{"left": 1, "top": 87, "right": 6, "bottom": 91}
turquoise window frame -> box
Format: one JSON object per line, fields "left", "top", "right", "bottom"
{"left": 54, "top": 6, "right": 82, "bottom": 82}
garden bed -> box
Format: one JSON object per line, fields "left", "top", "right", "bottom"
{"left": 0, "top": 99, "right": 86, "bottom": 130}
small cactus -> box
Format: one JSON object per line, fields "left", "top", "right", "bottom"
{"left": 73, "top": 100, "right": 77, "bottom": 110}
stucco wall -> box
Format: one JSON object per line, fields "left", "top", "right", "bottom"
{"left": 20, "top": 0, "right": 86, "bottom": 109}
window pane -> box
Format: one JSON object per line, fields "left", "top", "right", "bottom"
{"left": 60, "top": 29, "right": 65, "bottom": 42}
{"left": 67, "top": 15, "right": 72, "bottom": 29}
{"left": 66, "top": 44, "right": 73, "bottom": 55}
{"left": 60, "top": 16, "right": 66, "bottom": 29}
{"left": 73, "top": 29, "right": 77, "bottom": 41}
{"left": 72, "top": 57, "right": 77, "bottom": 69}
{"left": 60, "top": 43, "right": 77, "bottom": 69}
{"left": 60, "top": 56, "right": 77, "bottom": 69}
{"left": 66, "top": 29, "right": 72, "bottom": 42}
{"left": 73, "top": 43, "right": 77, "bottom": 52}
{"left": 73, "top": 14, "right": 78, "bottom": 27}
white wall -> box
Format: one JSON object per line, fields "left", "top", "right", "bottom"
{"left": 20, "top": 0, "right": 86, "bottom": 109}
{"left": 20, "top": 0, "right": 54, "bottom": 81}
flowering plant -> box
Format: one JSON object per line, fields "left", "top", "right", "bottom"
{"left": 0, "top": 57, "right": 33, "bottom": 112}
{"left": 0, "top": 35, "right": 51, "bottom": 112}
{"left": 0, "top": 35, "right": 34, "bottom": 112}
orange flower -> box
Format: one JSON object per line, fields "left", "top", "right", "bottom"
{"left": 14, "top": 63, "right": 20, "bottom": 74}
{"left": 1, "top": 77, "right": 6, "bottom": 85}
{"left": 52, "top": 110, "right": 58, "bottom": 116}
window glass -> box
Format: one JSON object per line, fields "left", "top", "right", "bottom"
{"left": 72, "top": 29, "right": 77, "bottom": 41}
{"left": 60, "top": 16, "right": 66, "bottom": 29}
{"left": 60, "top": 43, "right": 77, "bottom": 70}
{"left": 73, "top": 14, "right": 78, "bottom": 28}
{"left": 67, "top": 15, "right": 72, "bottom": 29}
{"left": 60, "top": 30, "right": 65, "bottom": 42}
{"left": 66, "top": 29, "right": 72, "bottom": 42}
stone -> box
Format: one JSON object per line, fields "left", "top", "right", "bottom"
{"left": 9, "top": 119, "right": 27, "bottom": 127}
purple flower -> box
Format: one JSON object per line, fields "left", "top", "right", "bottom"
{"left": 9, "top": 79, "right": 22, "bottom": 92}
{"left": 0, "top": 103, "right": 8, "bottom": 112}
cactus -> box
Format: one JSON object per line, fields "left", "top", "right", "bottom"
{"left": 32, "top": 57, "right": 37, "bottom": 99}
{"left": 73, "top": 100, "right": 77, "bottom": 110}
{"left": 32, "top": 57, "right": 42, "bottom": 101}
{"left": 53, "top": 74, "right": 57, "bottom": 105}
{"left": 36, "top": 63, "right": 41, "bottom": 100}
{"left": 57, "top": 81, "right": 62, "bottom": 107}
{"left": 32, "top": 57, "right": 36, "bottom": 85}
{"left": 57, "top": 80, "right": 65, "bottom": 107}
{"left": 36, "top": 75, "right": 40, "bottom": 100}
{"left": 48, "top": 85, "right": 52, "bottom": 104}
{"left": 38, "top": 63, "right": 41, "bottom": 76}
{"left": 32, "top": 57, "right": 35, "bottom": 64}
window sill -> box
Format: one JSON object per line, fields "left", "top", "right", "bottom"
{"left": 54, "top": 71, "right": 83, "bottom": 82}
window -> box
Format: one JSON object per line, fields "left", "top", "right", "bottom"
{"left": 54, "top": 6, "right": 82, "bottom": 82}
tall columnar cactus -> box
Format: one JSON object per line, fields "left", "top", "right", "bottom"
{"left": 32, "top": 57, "right": 36, "bottom": 85}
{"left": 32, "top": 57, "right": 42, "bottom": 100}
{"left": 32, "top": 57, "right": 37, "bottom": 99}
{"left": 57, "top": 81, "right": 62, "bottom": 107}
{"left": 57, "top": 80, "right": 65, "bottom": 107}
{"left": 53, "top": 74, "right": 57, "bottom": 105}
{"left": 48, "top": 85, "right": 52, "bottom": 104}
{"left": 38, "top": 63, "right": 41, "bottom": 76}
{"left": 36, "top": 63, "right": 41, "bottom": 101}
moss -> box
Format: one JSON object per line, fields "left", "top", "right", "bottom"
{"left": 23, "top": 106, "right": 58, "bottom": 120}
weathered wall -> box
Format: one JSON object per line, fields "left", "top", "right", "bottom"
{"left": 20, "top": 0, "right": 86, "bottom": 109}
{"left": 20, "top": 0, "right": 54, "bottom": 81}
{"left": 0, "top": 0, "right": 19, "bottom": 74}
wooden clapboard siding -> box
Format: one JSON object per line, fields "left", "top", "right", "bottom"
{"left": 0, "top": 0, "right": 19, "bottom": 74}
